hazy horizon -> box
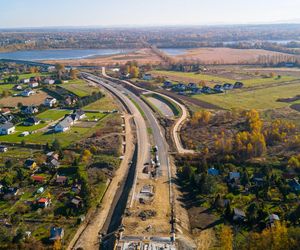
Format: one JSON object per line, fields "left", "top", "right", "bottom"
{"left": 1, "top": 0, "right": 300, "bottom": 28}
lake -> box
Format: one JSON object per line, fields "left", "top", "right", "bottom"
{"left": 0, "top": 49, "right": 131, "bottom": 61}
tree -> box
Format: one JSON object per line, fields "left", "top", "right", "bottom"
{"left": 70, "top": 68, "right": 79, "bottom": 79}
{"left": 219, "top": 225, "right": 233, "bottom": 250}
{"left": 55, "top": 63, "right": 65, "bottom": 80}
{"left": 53, "top": 238, "right": 62, "bottom": 250}
{"left": 130, "top": 66, "right": 139, "bottom": 78}
{"left": 81, "top": 149, "right": 92, "bottom": 163}
{"left": 52, "top": 139, "right": 61, "bottom": 151}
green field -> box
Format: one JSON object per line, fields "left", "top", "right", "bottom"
{"left": 0, "top": 113, "right": 111, "bottom": 147}
{"left": 83, "top": 94, "right": 119, "bottom": 111}
{"left": 243, "top": 75, "right": 298, "bottom": 87}
{"left": 194, "top": 81, "right": 300, "bottom": 110}
{"left": 62, "top": 79, "right": 99, "bottom": 97}
{"left": 150, "top": 70, "right": 232, "bottom": 83}
{"left": 0, "top": 84, "right": 16, "bottom": 93}
{"left": 36, "top": 109, "right": 71, "bottom": 121}
{"left": 149, "top": 70, "right": 299, "bottom": 88}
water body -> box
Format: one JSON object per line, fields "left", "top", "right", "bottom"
{"left": 0, "top": 48, "right": 130, "bottom": 61}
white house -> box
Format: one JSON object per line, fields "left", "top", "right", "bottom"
{"left": 54, "top": 117, "right": 73, "bottom": 132}
{"left": 0, "top": 122, "right": 15, "bottom": 135}
{"left": 29, "top": 82, "right": 39, "bottom": 88}
{"left": 20, "top": 78, "right": 30, "bottom": 84}
{"left": 21, "top": 88, "right": 35, "bottom": 97}
{"left": 44, "top": 97, "right": 57, "bottom": 108}
{"left": 44, "top": 79, "right": 55, "bottom": 85}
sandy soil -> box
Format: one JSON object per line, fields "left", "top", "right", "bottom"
{"left": 44, "top": 48, "right": 164, "bottom": 66}
{"left": 0, "top": 91, "right": 49, "bottom": 107}
{"left": 174, "top": 47, "right": 294, "bottom": 64}
{"left": 68, "top": 114, "right": 135, "bottom": 250}
{"left": 122, "top": 176, "right": 171, "bottom": 236}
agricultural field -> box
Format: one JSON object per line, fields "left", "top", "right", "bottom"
{"left": 150, "top": 69, "right": 299, "bottom": 88}
{"left": 83, "top": 92, "right": 119, "bottom": 111}
{"left": 60, "top": 79, "right": 99, "bottom": 97}
{"left": 171, "top": 47, "right": 295, "bottom": 64}
{"left": 0, "top": 90, "right": 50, "bottom": 107}
{"left": 194, "top": 81, "right": 300, "bottom": 110}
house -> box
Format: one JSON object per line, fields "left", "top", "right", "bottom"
{"left": 21, "top": 88, "right": 35, "bottom": 97}
{"left": 13, "top": 84, "right": 23, "bottom": 91}
{"left": 29, "top": 82, "right": 39, "bottom": 88}
{"left": 0, "top": 122, "right": 15, "bottom": 135}
{"left": 54, "top": 118, "right": 71, "bottom": 132}
{"left": 0, "top": 108, "right": 11, "bottom": 115}
{"left": 64, "top": 95, "right": 78, "bottom": 106}
{"left": 5, "top": 187, "right": 19, "bottom": 197}
{"left": 56, "top": 175, "right": 68, "bottom": 185}
{"left": 49, "top": 159, "right": 60, "bottom": 168}
{"left": 72, "top": 184, "right": 82, "bottom": 194}
{"left": 0, "top": 145, "right": 8, "bottom": 152}
{"left": 192, "top": 88, "right": 202, "bottom": 94}
{"left": 37, "top": 187, "right": 44, "bottom": 194}
{"left": 234, "top": 82, "right": 244, "bottom": 89}
{"left": 208, "top": 168, "right": 220, "bottom": 176}
{"left": 49, "top": 227, "right": 64, "bottom": 241}
{"left": 20, "top": 106, "right": 39, "bottom": 115}
{"left": 20, "top": 131, "right": 30, "bottom": 137}
{"left": 201, "top": 86, "right": 214, "bottom": 94}
{"left": 71, "top": 197, "right": 83, "bottom": 208}
{"left": 24, "top": 159, "right": 37, "bottom": 170}
{"left": 214, "top": 84, "right": 224, "bottom": 93}
{"left": 37, "top": 197, "right": 51, "bottom": 208}
{"left": 229, "top": 172, "right": 241, "bottom": 181}
{"left": 71, "top": 109, "right": 86, "bottom": 121}
{"left": 44, "top": 97, "right": 57, "bottom": 108}
{"left": 174, "top": 83, "right": 186, "bottom": 91}
{"left": 163, "top": 81, "right": 173, "bottom": 88}
{"left": 46, "top": 151, "right": 59, "bottom": 161}
{"left": 23, "top": 117, "right": 41, "bottom": 126}
{"left": 31, "top": 175, "right": 45, "bottom": 183}
{"left": 44, "top": 79, "right": 55, "bottom": 85}
{"left": 233, "top": 208, "right": 246, "bottom": 221}
{"left": 223, "top": 83, "right": 233, "bottom": 90}
{"left": 20, "top": 78, "right": 30, "bottom": 84}
{"left": 0, "top": 113, "right": 13, "bottom": 123}
{"left": 289, "top": 178, "right": 300, "bottom": 192}
{"left": 47, "top": 66, "right": 56, "bottom": 73}
{"left": 269, "top": 214, "right": 280, "bottom": 224}
{"left": 143, "top": 73, "right": 152, "bottom": 80}
{"left": 30, "top": 76, "right": 41, "bottom": 82}
{"left": 188, "top": 82, "right": 198, "bottom": 89}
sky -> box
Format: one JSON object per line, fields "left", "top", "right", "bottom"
{"left": 1, "top": 0, "right": 300, "bottom": 28}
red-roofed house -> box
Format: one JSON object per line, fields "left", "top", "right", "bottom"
{"left": 38, "top": 198, "right": 51, "bottom": 208}
{"left": 32, "top": 175, "right": 45, "bottom": 183}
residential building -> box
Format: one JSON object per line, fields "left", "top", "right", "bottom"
{"left": 24, "top": 159, "right": 37, "bottom": 170}
{"left": 233, "top": 208, "right": 246, "bottom": 221}
{"left": 23, "top": 117, "right": 41, "bottom": 126}
{"left": 37, "top": 197, "right": 51, "bottom": 208}
{"left": 29, "top": 82, "right": 39, "bottom": 88}
{"left": 49, "top": 227, "right": 64, "bottom": 241}
{"left": 143, "top": 73, "right": 152, "bottom": 80}
{"left": 20, "top": 106, "right": 39, "bottom": 115}
{"left": 21, "top": 88, "right": 35, "bottom": 97}
{"left": 0, "top": 122, "right": 15, "bottom": 135}
{"left": 44, "top": 97, "right": 57, "bottom": 107}
{"left": 44, "top": 79, "right": 55, "bottom": 85}
{"left": 0, "top": 145, "right": 8, "bottom": 152}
